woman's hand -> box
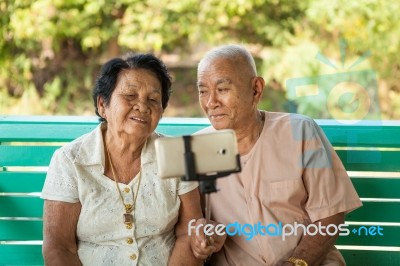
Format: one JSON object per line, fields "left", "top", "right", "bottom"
{"left": 190, "top": 218, "right": 227, "bottom": 260}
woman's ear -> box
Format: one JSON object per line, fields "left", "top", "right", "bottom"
{"left": 97, "top": 96, "right": 106, "bottom": 119}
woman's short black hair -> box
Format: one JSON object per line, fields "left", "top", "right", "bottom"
{"left": 92, "top": 53, "right": 172, "bottom": 122}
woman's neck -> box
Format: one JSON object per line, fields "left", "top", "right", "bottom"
{"left": 102, "top": 125, "right": 146, "bottom": 184}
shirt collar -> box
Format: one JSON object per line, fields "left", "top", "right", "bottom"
{"left": 73, "top": 123, "right": 159, "bottom": 167}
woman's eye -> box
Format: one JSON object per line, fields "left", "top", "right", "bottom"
{"left": 125, "top": 94, "right": 136, "bottom": 99}
{"left": 148, "top": 98, "right": 161, "bottom": 105}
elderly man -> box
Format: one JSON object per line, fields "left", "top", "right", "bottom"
{"left": 190, "top": 45, "right": 362, "bottom": 266}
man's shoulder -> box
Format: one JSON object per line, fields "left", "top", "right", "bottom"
{"left": 266, "top": 111, "right": 313, "bottom": 122}
{"left": 266, "top": 111, "right": 317, "bottom": 128}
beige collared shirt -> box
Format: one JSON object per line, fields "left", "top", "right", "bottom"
{"left": 199, "top": 112, "right": 362, "bottom": 266}
{"left": 41, "top": 124, "right": 198, "bottom": 265}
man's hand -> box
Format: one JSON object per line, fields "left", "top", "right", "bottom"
{"left": 190, "top": 218, "right": 227, "bottom": 260}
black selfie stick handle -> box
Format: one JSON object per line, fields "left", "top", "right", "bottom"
{"left": 199, "top": 180, "right": 217, "bottom": 193}
{"left": 182, "top": 135, "right": 218, "bottom": 194}
{"left": 183, "top": 135, "right": 197, "bottom": 181}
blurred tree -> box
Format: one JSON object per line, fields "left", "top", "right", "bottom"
{"left": 0, "top": 0, "right": 399, "bottom": 119}
{"left": 305, "top": 0, "right": 400, "bottom": 119}
{"left": 0, "top": 0, "right": 308, "bottom": 115}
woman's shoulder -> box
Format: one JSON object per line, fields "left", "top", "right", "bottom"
{"left": 56, "top": 125, "right": 102, "bottom": 162}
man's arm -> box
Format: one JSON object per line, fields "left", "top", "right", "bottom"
{"left": 282, "top": 212, "right": 345, "bottom": 266}
{"left": 169, "top": 188, "right": 204, "bottom": 266}
{"left": 42, "top": 200, "right": 82, "bottom": 265}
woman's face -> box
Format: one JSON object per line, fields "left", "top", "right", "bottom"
{"left": 100, "top": 68, "right": 164, "bottom": 140}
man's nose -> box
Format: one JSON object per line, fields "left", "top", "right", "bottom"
{"left": 206, "top": 92, "right": 220, "bottom": 109}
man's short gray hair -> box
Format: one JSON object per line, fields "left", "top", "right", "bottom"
{"left": 198, "top": 44, "right": 257, "bottom": 76}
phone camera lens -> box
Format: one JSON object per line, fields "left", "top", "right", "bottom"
{"left": 218, "top": 149, "right": 226, "bottom": 155}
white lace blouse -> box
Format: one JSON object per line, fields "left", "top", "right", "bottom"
{"left": 41, "top": 124, "right": 198, "bottom": 265}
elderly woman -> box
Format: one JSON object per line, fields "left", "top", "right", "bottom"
{"left": 41, "top": 54, "right": 203, "bottom": 265}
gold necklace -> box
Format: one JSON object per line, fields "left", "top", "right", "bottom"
{"left": 106, "top": 147, "right": 141, "bottom": 228}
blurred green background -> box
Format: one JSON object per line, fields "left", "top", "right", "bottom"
{"left": 1, "top": 0, "right": 399, "bottom": 119}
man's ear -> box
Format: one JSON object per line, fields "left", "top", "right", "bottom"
{"left": 253, "top": 76, "right": 265, "bottom": 104}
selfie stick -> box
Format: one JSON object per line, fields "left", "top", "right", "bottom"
{"left": 182, "top": 135, "right": 241, "bottom": 222}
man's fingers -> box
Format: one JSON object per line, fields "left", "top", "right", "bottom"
{"left": 192, "top": 244, "right": 215, "bottom": 259}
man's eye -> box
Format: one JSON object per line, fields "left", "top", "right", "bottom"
{"left": 218, "top": 88, "right": 229, "bottom": 92}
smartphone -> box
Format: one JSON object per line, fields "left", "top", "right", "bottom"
{"left": 154, "top": 130, "right": 241, "bottom": 179}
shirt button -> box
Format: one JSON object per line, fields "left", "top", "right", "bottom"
{"left": 130, "top": 254, "right": 137, "bottom": 260}
{"left": 126, "top": 238, "right": 133, "bottom": 244}
{"left": 124, "top": 187, "right": 130, "bottom": 193}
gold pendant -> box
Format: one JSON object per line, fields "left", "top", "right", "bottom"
{"left": 123, "top": 213, "right": 134, "bottom": 224}
{"left": 125, "top": 204, "right": 133, "bottom": 213}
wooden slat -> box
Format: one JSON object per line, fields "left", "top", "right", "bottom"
{"left": 0, "top": 197, "right": 43, "bottom": 217}
{"left": 0, "top": 244, "right": 43, "bottom": 265}
{"left": 351, "top": 178, "right": 400, "bottom": 198}
{"left": 346, "top": 202, "right": 400, "bottom": 223}
{"left": 0, "top": 123, "right": 205, "bottom": 142}
{"left": 0, "top": 172, "right": 46, "bottom": 193}
{"left": 0, "top": 220, "right": 43, "bottom": 241}
{"left": 0, "top": 116, "right": 210, "bottom": 142}
{"left": 320, "top": 121, "right": 400, "bottom": 148}
{"left": 337, "top": 150, "right": 400, "bottom": 172}
{"left": 0, "top": 146, "right": 59, "bottom": 167}
{"left": 0, "top": 123, "right": 98, "bottom": 142}
{"left": 336, "top": 225, "right": 400, "bottom": 246}
{"left": 340, "top": 250, "right": 400, "bottom": 266}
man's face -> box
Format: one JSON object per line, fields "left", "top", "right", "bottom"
{"left": 197, "top": 58, "right": 256, "bottom": 130}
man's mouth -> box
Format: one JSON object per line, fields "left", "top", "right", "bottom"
{"left": 209, "top": 114, "right": 226, "bottom": 119}
{"left": 130, "top": 116, "right": 147, "bottom": 123}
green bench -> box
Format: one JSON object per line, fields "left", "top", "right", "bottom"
{"left": 1, "top": 116, "right": 400, "bottom": 265}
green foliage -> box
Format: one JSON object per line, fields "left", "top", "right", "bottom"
{"left": 303, "top": 0, "right": 400, "bottom": 119}
{"left": 0, "top": 0, "right": 399, "bottom": 119}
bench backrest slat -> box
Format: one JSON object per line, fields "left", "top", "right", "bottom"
{"left": 351, "top": 177, "right": 400, "bottom": 198}
{"left": 0, "top": 146, "right": 59, "bottom": 167}
{"left": 0, "top": 197, "right": 43, "bottom": 217}
{"left": 337, "top": 150, "right": 400, "bottom": 172}
{"left": 0, "top": 245, "right": 44, "bottom": 265}
{"left": 0, "top": 220, "right": 43, "bottom": 241}
{"left": 0, "top": 172, "right": 46, "bottom": 192}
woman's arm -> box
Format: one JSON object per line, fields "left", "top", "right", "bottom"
{"left": 168, "top": 188, "right": 204, "bottom": 266}
{"left": 42, "top": 200, "right": 82, "bottom": 266}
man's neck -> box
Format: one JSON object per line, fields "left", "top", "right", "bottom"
{"left": 235, "top": 110, "right": 265, "bottom": 156}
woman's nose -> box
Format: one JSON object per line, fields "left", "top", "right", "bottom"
{"left": 133, "top": 99, "right": 150, "bottom": 113}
